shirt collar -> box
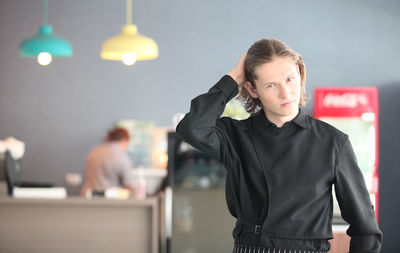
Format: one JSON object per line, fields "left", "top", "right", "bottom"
{"left": 292, "top": 108, "right": 309, "bottom": 129}
{"left": 252, "top": 107, "right": 309, "bottom": 134}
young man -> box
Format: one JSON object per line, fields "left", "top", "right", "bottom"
{"left": 177, "top": 39, "right": 382, "bottom": 253}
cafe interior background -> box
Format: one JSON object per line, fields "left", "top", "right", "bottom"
{"left": 0, "top": 0, "right": 399, "bottom": 252}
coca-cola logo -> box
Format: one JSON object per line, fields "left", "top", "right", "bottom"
{"left": 322, "top": 92, "right": 368, "bottom": 108}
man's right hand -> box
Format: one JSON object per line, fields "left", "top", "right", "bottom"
{"left": 228, "top": 53, "right": 247, "bottom": 86}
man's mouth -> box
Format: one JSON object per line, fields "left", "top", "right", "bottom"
{"left": 281, "top": 100, "right": 294, "bottom": 107}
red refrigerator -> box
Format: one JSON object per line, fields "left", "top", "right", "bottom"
{"left": 314, "top": 87, "right": 379, "bottom": 223}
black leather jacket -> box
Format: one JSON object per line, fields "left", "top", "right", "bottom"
{"left": 177, "top": 75, "right": 382, "bottom": 253}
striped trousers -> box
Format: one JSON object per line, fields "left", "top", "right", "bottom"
{"left": 232, "top": 244, "right": 327, "bottom": 253}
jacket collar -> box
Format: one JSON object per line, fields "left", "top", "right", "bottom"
{"left": 252, "top": 107, "right": 309, "bottom": 134}
{"left": 292, "top": 108, "right": 309, "bottom": 129}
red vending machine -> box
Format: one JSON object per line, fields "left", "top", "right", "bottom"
{"left": 314, "top": 87, "right": 379, "bottom": 223}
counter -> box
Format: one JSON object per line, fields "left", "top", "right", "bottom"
{"left": 0, "top": 196, "right": 160, "bottom": 253}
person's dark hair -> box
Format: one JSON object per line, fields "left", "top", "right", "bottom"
{"left": 238, "top": 39, "right": 309, "bottom": 114}
{"left": 106, "top": 128, "right": 130, "bottom": 142}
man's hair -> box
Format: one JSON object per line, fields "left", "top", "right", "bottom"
{"left": 106, "top": 128, "right": 130, "bottom": 142}
{"left": 238, "top": 39, "right": 309, "bottom": 115}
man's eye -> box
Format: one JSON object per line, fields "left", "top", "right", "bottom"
{"left": 266, "top": 83, "right": 276, "bottom": 88}
{"left": 287, "top": 77, "right": 294, "bottom": 82}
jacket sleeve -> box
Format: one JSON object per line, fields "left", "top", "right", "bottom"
{"left": 176, "top": 75, "right": 238, "bottom": 161}
{"left": 334, "top": 137, "right": 383, "bottom": 253}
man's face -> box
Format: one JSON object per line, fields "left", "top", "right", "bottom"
{"left": 247, "top": 56, "right": 301, "bottom": 122}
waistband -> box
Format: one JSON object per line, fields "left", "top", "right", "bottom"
{"left": 237, "top": 218, "right": 263, "bottom": 234}
{"left": 232, "top": 244, "right": 327, "bottom": 253}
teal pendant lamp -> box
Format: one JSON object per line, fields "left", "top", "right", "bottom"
{"left": 19, "top": 0, "right": 73, "bottom": 66}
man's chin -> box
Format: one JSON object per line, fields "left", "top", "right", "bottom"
{"left": 279, "top": 106, "right": 299, "bottom": 116}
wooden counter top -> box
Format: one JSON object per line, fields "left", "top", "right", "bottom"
{"left": 0, "top": 195, "right": 159, "bottom": 206}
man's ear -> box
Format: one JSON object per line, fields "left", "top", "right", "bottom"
{"left": 244, "top": 81, "right": 259, "bottom": 98}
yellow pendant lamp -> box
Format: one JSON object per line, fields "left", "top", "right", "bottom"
{"left": 101, "top": 0, "right": 158, "bottom": 65}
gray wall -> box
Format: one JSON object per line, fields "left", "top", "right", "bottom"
{"left": 1, "top": 0, "right": 399, "bottom": 252}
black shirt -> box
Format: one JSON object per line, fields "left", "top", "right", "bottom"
{"left": 177, "top": 75, "right": 382, "bottom": 252}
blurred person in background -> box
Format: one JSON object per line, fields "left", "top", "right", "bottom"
{"left": 81, "top": 127, "right": 134, "bottom": 196}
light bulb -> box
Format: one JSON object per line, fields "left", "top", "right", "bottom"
{"left": 37, "top": 52, "right": 52, "bottom": 66}
{"left": 122, "top": 52, "right": 136, "bottom": 65}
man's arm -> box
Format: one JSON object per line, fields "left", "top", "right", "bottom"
{"left": 334, "top": 137, "right": 383, "bottom": 253}
{"left": 176, "top": 75, "right": 238, "bottom": 160}
{"left": 176, "top": 53, "right": 246, "bottom": 160}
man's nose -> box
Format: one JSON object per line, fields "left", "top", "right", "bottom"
{"left": 279, "top": 84, "right": 291, "bottom": 99}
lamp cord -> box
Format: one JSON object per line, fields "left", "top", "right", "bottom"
{"left": 126, "top": 0, "right": 132, "bottom": 25}
{"left": 43, "top": 0, "right": 48, "bottom": 25}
